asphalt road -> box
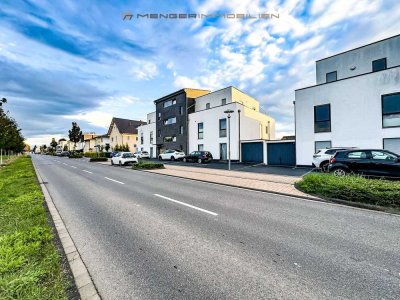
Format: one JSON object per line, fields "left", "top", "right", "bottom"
{"left": 32, "top": 155, "right": 400, "bottom": 300}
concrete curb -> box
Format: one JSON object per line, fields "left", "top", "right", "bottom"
{"left": 32, "top": 160, "right": 101, "bottom": 300}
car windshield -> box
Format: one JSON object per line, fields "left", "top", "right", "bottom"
{"left": 123, "top": 153, "right": 134, "bottom": 158}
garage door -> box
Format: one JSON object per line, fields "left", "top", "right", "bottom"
{"left": 267, "top": 142, "right": 296, "bottom": 166}
{"left": 241, "top": 142, "right": 263, "bottom": 163}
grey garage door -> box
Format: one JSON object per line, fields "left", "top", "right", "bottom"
{"left": 267, "top": 142, "right": 296, "bottom": 166}
{"left": 241, "top": 142, "right": 263, "bottom": 163}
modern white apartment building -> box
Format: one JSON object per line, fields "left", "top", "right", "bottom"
{"left": 295, "top": 34, "right": 400, "bottom": 166}
{"left": 137, "top": 112, "right": 156, "bottom": 158}
{"left": 188, "top": 86, "right": 275, "bottom": 160}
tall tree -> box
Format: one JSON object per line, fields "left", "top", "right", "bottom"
{"left": 0, "top": 97, "right": 24, "bottom": 152}
{"left": 68, "top": 122, "right": 82, "bottom": 151}
{"left": 50, "top": 138, "right": 58, "bottom": 149}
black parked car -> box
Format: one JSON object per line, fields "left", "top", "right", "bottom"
{"left": 60, "top": 151, "right": 69, "bottom": 157}
{"left": 329, "top": 149, "right": 400, "bottom": 177}
{"left": 183, "top": 151, "right": 213, "bottom": 163}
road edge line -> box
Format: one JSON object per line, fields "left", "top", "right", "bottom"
{"left": 32, "top": 159, "right": 102, "bottom": 300}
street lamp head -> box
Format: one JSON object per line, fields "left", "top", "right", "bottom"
{"left": 224, "top": 109, "right": 234, "bottom": 114}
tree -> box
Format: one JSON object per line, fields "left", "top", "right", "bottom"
{"left": 0, "top": 97, "right": 25, "bottom": 153}
{"left": 68, "top": 122, "right": 82, "bottom": 152}
{"left": 123, "top": 143, "right": 130, "bottom": 151}
{"left": 105, "top": 143, "right": 110, "bottom": 152}
{"left": 50, "top": 138, "right": 58, "bottom": 149}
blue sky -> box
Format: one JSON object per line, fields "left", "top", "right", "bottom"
{"left": 1, "top": 0, "right": 399, "bottom": 146}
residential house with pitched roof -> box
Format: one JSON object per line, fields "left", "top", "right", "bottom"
{"left": 107, "top": 117, "right": 146, "bottom": 152}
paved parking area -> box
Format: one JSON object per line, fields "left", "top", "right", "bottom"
{"left": 148, "top": 159, "right": 312, "bottom": 177}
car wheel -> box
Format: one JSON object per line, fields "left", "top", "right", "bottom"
{"left": 111, "top": 160, "right": 114, "bottom": 165}
{"left": 119, "top": 161, "right": 122, "bottom": 166}
{"left": 158, "top": 156, "right": 162, "bottom": 161}
{"left": 333, "top": 168, "right": 347, "bottom": 177}
{"left": 198, "top": 158, "right": 202, "bottom": 164}
{"left": 320, "top": 161, "right": 329, "bottom": 172}
{"left": 171, "top": 156, "right": 175, "bottom": 161}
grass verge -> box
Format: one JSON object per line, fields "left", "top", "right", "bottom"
{"left": 132, "top": 161, "right": 165, "bottom": 170}
{"left": 296, "top": 173, "right": 400, "bottom": 209}
{"left": 0, "top": 156, "right": 70, "bottom": 299}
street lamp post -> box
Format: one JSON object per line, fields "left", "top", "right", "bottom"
{"left": 224, "top": 109, "right": 234, "bottom": 170}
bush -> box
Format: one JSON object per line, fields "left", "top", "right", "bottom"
{"left": 296, "top": 173, "right": 400, "bottom": 208}
{"left": 89, "top": 157, "right": 108, "bottom": 162}
{"left": 132, "top": 161, "right": 165, "bottom": 170}
{"left": 68, "top": 153, "right": 82, "bottom": 159}
{"left": 84, "top": 152, "right": 105, "bottom": 158}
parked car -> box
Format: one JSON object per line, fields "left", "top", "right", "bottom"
{"left": 183, "top": 151, "right": 213, "bottom": 163}
{"left": 329, "top": 149, "right": 400, "bottom": 177}
{"left": 111, "top": 152, "right": 138, "bottom": 166}
{"left": 110, "top": 151, "right": 120, "bottom": 158}
{"left": 134, "top": 151, "right": 150, "bottom": 159}
{"left": 158, "top": 149, "right": 185, "bottom": 161}
{"left": 313, "top": 147, "right": 353, "bottom": 171}
{"left": 60, "top": 151, "right": 69, "bottom": 157}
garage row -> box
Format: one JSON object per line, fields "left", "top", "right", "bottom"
{"left": 241, "top": 140, "right": 296, "bottom": 166}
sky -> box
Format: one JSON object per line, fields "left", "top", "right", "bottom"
{"left": 1, "top": 0, "right": 399, "bottom": 147}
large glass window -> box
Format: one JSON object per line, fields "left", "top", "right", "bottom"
{"left": 164, "top": 136, "right": 176, "bottom": 142}
{"left": 180, "top": 125, "right": 183, "bottom": 135}
{"left": 198, "top": 144, "right": 204, "bottom": 151}
{"left": 314, "top": 104, "right": 331, "bottom": 133}
{"left": 163, "top": 99, "right": 176, "bottom": 108}
{"left": 198, "top": 123, "right": 204, "bottom": 139}
{"left": 326, "top": 71, "right": 337, "bottom": 83}
{"left": 219, "top": 118, "right": 227, "bottom": 137}
{"left": 315, "top": 141, "right": 331, "bottom": 153}
{"left": 372, "top": 58, "right": 387, "bottom": 72}
{"left": 382, "top": 93, "right": 400, "bottom": 127}
{"left": 164, "top": 117, "right": 176, "bottom": 125}
{"left": 383, "top": 138, "right": 400, "bottom": 155}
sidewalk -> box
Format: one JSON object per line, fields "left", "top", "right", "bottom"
{"left": 144, "top": 164, "right": 319, "bottom": 200}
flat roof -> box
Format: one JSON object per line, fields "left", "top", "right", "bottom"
{"left": 316, "top": 34, "right": 400, "bottom": 63}
{"left": 153, "top": 88, "right": 210, "bottom": 103}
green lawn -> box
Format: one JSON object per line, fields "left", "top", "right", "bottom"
{"left": 296, "top": 173, "right": 400, "bottom": 209}
{"left": 0, "top": 156, "right": 70, "bottom": 299}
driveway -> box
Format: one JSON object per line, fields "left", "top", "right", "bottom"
{"left": 148, "top": 158, "right": 311, "bottom": 177}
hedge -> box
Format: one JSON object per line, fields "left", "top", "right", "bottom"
{"left": 84, "top": 152, "right": 106, "bottom": 158}
{"left": 296, "top": 173, "right": 400, "bottom": 208}
{"left": 132, "top": 161, "right": 165, "bottom": 170}
{"left": 68, "top": 153, "right": 83, "bottom": 158}
{"left": 89, "top": 157, "right": 108, "bottom": 162}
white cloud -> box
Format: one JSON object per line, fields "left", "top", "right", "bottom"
{"left": 63, "top": 111, "right": 112, "bottom": 128}
{"left": 130, "top": 61, "right": 158, "bottom": 80}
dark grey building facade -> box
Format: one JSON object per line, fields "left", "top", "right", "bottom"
{"left": 154, "top": 88, "right": 210, "bottom": 155}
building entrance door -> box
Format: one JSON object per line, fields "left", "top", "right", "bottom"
{"left": 220, "top": 143, "right": 227, "bottom": 160}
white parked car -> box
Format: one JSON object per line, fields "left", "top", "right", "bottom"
{"left": 158, "top": 149, "right": 185, "bottom": 161}
{"left": 111, "top": 152, "right": 138, "bottom": 166}
{"left": 134, "top": 151, "right": 150, "bottom": 159}
{"left": 313, "top": 148, "right": 352, "bottom": 170}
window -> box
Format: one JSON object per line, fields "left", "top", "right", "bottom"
{"left": 314, "top": 104, "right": 331, "bottom": 133}
{"left": 206, "top": 103, "right": 210, "bottom": 109}
{"left": 164, "top": 117, "right": 176, "bottom": 125}
{"left": 372, "top": 58, "right": 387, "bottom": 72}
{"left": 315, "top": 141, "right": 332, "bottom": 153}
{"left": 371, "top": 150, "right": 397, "bottom": 161}
{"left": 140, "top": 133, "right": 143, "bottom": 144}
{"left": 179, "top": 125, "right": 183, "bottom": 135}
{"left": 150, "top": 132, "right": 153, "bottom": 144}
{"left": 266, "top": 126, "right": 269, "bottom": 134}
{"left": 158, "top": 113, "right": 161, "bottom": 121}
{"left": 198, "top": 144, "right": 204, "bottom": 151}
{"left": 222, "top": 98, "right": 226, "bottom": 105}
{"left": 198, "top": 122, "right": 204, "bottom": 139}
{"left": 219, "top": 118, "right": 227, "bottom": 137}
{"left": 111, "top": 137, "right": 114, "bottom": 142}
{"left": 148, "top": 119, "right": 151, "bottom": 124}
{"left": 382, "top": 93, "right": 400, "bottom": 127}
{"left": 163, "top": 99, "right": 176, "bottom": 108}
{"left": 326, "top": 71, "right": 337, "bottom": 83}
{"left": 179, "top": 106, "right": 183, "bottom": 115}
{"left": 158, "top": 130, "right": 161, "bottom": 137}
{"left": 127, "top": 136, "right": 130, "bottom": 140}
{"left": 347, "top": 151, "right": 368, "bottom": 159}
{"left": 164, "top": 136, "right": 176, "bottom": 142}
{"left": 383, "top": 138, "right": 400, "bottom": 155}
